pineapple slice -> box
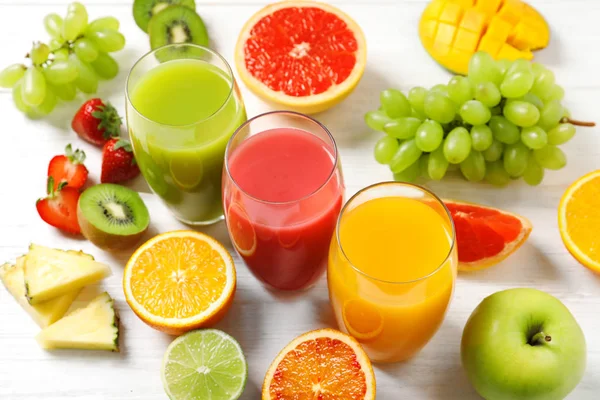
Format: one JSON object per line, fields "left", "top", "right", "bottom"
{"left": 24, "top": 244, "right": 112, "bottom": 305}
{"left": 36, "top": 292, "right": 120, "bottom": 352}
{"left": 0, "top": 257, "right": 81, "bottom": 328}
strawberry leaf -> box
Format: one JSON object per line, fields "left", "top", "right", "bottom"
{"left": 113, "top": 139, "right": 133, "bottom": 152}
{"left": 92, "top": 101, "right": 123, "bottom": 139}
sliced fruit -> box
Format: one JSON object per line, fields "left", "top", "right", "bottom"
{"left": 36, "top": 292, "right": 120, "bottom": 351}
{"left": 133, "top": 0, "right": 196, "bottom": 32}
{"left": 342, "top": 298, "right": 384, "bottom": 342}
{"left": 36, "top": 177, "right": 82, "bottom": 234}
{"left": 226, "top": 203, "right": 256, "bottom": 257}
{"left": 235, "top": 0, "right": 367, "bottom": 114}
{"left": 162, "top": 329, "right": 248, "bottom": 400}
{"left": 47, "top": 144, "right": 89, "bottom": 190}
{"left": 24, "top": 244, "right": 112, "bottom": 304}
{"left": 77, "top": 184, "right": 150, "bottom": 251}
{"left": 0, "top": 257, "right": 81, "bottom": 328}
{"left": 444, "top": 200, "right": 532, "bottom": 271}
{"left": 123, "top": 230, "right": 236, "bottom": 335}
{"left": 419, "top": 0, "right": 550, "bottom": 74}
{"left": 262, "top": 329, "right": 376, "bottom": 400}
{"left": 559, "top": 170, "right": 600, "bottom": 273}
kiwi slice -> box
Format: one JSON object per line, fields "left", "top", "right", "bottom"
{"left": 77, "top": 184, "right": 150, "bottom": 251}
{"left": 148, "top": 5, "right": 209, "bottom": 62}
{"left": 133, "top": 0, "right": 196, "bottom": 32}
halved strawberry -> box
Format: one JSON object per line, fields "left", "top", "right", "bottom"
{"left": 48, "top": 144, "right": 89, "bottom": 190}
{"left": 36, "top": 177, "right": 81, "bottom": 234}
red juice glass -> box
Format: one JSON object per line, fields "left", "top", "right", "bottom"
{"left": 223, "top": 111, "right": 345, "bottom": 291}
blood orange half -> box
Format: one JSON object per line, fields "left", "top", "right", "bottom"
{"left": 444, "top": 200, "right": 532, "bottom": 272}
{"left": 235, "top": 1, "right": 367, "bottom": 114}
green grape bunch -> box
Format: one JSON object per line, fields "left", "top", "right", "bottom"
{"left": 366, "top": 52, "right": 595, "bottom": 186}
{"left": 0, "top": 2, "right": 125, "bottom": 118}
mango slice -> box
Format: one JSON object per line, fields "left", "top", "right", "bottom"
{"left": 419, "top": 0, "right": 550, "bottom": 74}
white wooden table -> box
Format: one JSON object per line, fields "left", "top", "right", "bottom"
{"left": 1, "top": 1, "right": 599, "bottom": 399}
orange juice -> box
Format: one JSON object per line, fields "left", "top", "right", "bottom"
{"left": 327, "top": 183, "right": 457, "bottom": 363}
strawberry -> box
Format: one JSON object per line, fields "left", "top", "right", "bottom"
{"left": 36, "top": 177, "right": 81, "bottom": 234}
{"left": 101, "top": 138, "right": 140, "bottom": 184}
{"left": 47, "top": 144, "right": 89, "bottom": 190}
{"left": 71, "top": 98, "right": 122, "bottom": 146}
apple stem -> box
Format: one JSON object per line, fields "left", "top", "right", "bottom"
{"left": 530, "top": 332, "right": 552, "bottom": 346}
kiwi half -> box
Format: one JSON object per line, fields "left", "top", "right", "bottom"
{"left": 148, "top": 5, "right": 209, "bottom": 62}
{"left": 78, "top": 184, "right": 150, "bottom": 251}
{"left": 133, "top": 0, "right": 196, "bottom": 32}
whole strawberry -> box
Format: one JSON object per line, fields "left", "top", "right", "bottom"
{"left": 72, "top": 99, "right": 122, "bottom": 146}
{"left": 101, "top": 138, "right": 140, "bottom": 184}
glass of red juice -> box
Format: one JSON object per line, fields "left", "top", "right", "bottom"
{"left": 223, "top": 111, "right": 345, "bottom": 291}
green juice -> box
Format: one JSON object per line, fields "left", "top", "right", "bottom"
{"left": 127, "top": 59, "right": 246, "bottom": 224}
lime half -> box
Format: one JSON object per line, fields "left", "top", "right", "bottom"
{"left": 162, "top": 329, "right": 248, "bottom": 400}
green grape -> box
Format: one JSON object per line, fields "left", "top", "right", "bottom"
{"left": 12, "top": 81, "right": 31, "bottom": 113}
{"left": 390, "top": 139, "right": 422, "bottom": 173}
{"left": 21, "top": 67, "right": 46, "bottom": 106}
{"left": 411, "top": 108, "right": 426, "bottom": 120}
{"left": 0, "top": 64, "right": 26, "bottom": 88}
{"left": 546, "top": 85, "right": 564, "bottom": 102}
{"left": 50, "top": 82, "right": 76, "bottom": 101}
{"left": 424, "top": 91, "right": 456, "bottom": 123}
{"left": 53, "top": 48, "right": 69, "bottom": 61}
{"left": 374, "top": 136, "right": 399, "bottom": 164}
{"left": 503, "top": 142, "right": 529, "bottom": 177}
{"left": 534, "top": 145, "right": 567, "bottom": 170}
{"left": 547, "top": 123, "right": 576, "bottom": 145}
{"left": 87, "top": 16, "right": 119, "bottom": 33}
{"left": 460, "top": 151, "right": 486, "bottom": 182}
{"left": 49, "top": 39, "right": 65, "bottom": 51}
{"left": 63, "top": 3, "right": 88, "bottom": 42}
{"left": 415, "top": 120, "right": 444, "bottom": 152}
{"left": 483, "top": 139, "right": 504, "bottom": 162}
{"left": 70, "top": 54, "right": 98, "bottom": 94}
{"left": 380, "top": 89, "right": 411, "bottom": 118}
{"left": 408, "top": 86, "right": 427, "bottom": 115}
{"left": 460, "top": 100, "right": 491, "bottom": 125}
{"left": 474, "top": 82, "right": 501, "bottom": 107}
{"left": 443, "top": 127, "right": 471, "bottom": 164}
{"left": 521, "top": 126, "right": 548, "bottom": 149}
{"left": 428, "top": 146, "right": 449, "bottom": 181}
{"left": 384, "top": 117, "right": 422, "bottom": 139}
{"left": 521, "top": 93, "right": 544, "bottom": 110}
{"left": 31, "top": 42, "right": 51, "bottom": 65}
{"left": 489, "top": 116, "right": 520, "bottom": 144}
{"left": 420, "top": 154, "right": 430, "bottom": 179}
{"left": 44, "top": 14, "right": 64, "bottom": 39}
{"left": 365, "top": 110, "right": 391, "bottom": 131}
{"left": 531, "top": 62, "right": 546, "bottom": 77}
{"left": 538, "top": 100, "right": 564, "bottom": 131}
{"left": 35, "top": 87, "right": 57, "bottom": 115}
{"left": 503, "top": 100, "right": 540, "bottom": 127}
{"left": 468, "top": 51, "right": 502, "bottom": 85}
{"left": 44, "top": 60, "right": 78, "bottom": 84}
{"left": 500, "top": 70, "right": 534, "bottom": 98}
{"left": 470, "top": 125, "right": 493, "bottom": 151}
{"left": 496, "top": 59, "right": 511, "bottom": 77}
{"left": 563, "top": 107, "right": 571, "bottom": 119}
{"left": 74, "top": 38, "right": 99, "bottom": 62}
{"left": 507, "top": 59, "right": 533, "bottom": 75}
{"left": 485, "top": 160, "right": 511, "bottom": 186}
{"left": 90, "top": 52, "right": 119, "bottom": 79}
{"left": 88, "top": 29, "right": 126, "bottom": 53}
{"left": 393, "top": 160, "right": 420, "bottom": 183}
{"left": 523, "top": 157, "right": 544, "bottom": 186}
{"left": 447, "top": 76, "right": 473, "bottom": 106}
{"left": 430, "top": 84, "right": 449, "bottom": 97}
{"left": 530, "top": 68, "right": 555, "bottom": 99}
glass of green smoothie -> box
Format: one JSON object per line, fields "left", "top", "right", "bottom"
{"left": 126, "top": 44, "right": 247, "bottom": 225}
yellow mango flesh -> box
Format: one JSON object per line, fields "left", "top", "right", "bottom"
{"left": 419, "top": 0, "right": 550, "bottom": 74}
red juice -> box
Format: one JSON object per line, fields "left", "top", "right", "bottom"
{"left": 224, "top": 127, "right": 344, "bottom": 291}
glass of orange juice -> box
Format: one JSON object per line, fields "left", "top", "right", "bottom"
{"left": 327, "top": 182, "right": 457, "bottom": 363}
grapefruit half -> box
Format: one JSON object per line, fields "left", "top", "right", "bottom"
{"left": 444, "top": 200, "right": 532, "bottom": 272}
{"left": 235, "top": 0, "right": 367, "bottom": 114}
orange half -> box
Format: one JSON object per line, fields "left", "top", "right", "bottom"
{"left": 123, "top": 230, "right": 236, "bottom": 335}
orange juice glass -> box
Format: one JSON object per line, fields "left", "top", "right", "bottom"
{"left": 327, "top": 182, "right": 457, "bottom": 363}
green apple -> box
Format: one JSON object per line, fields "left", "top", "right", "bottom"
{"left": 461, "top": 288, "right": 586, "bottom": 400}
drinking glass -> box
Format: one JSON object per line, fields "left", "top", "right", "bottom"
{"left": 126, "top": 44, "right": 246, "bottom": 225}
{"left": 328, "top": 182, "right": 457, "bottom": 363}
{"left": 223, "top": 111, "right": 345, "bottom": 291}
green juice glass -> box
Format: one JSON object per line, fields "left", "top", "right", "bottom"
{"left": 126, "top": 44, "right": 247, "bottom": 225}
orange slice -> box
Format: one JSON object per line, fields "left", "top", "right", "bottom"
{"left": 445, "top": 200, "right": 532, "bottom": 271}
{"left": 342, "top": 299, "right": 384, "bottom": 342}
{"left": 123, "top": 230, "right": 236, "bottom": 335}
{"left": 559, "top": 170, "right": 600, "bottom": 273}
{"left": 227, "top": 203, "right": 257, "bottom": 257}
{"left": 235, "top": 0, "right": 367, "bottom": 114}
{"left": 262, "top": 329, "right": 376, "bottom": 400}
